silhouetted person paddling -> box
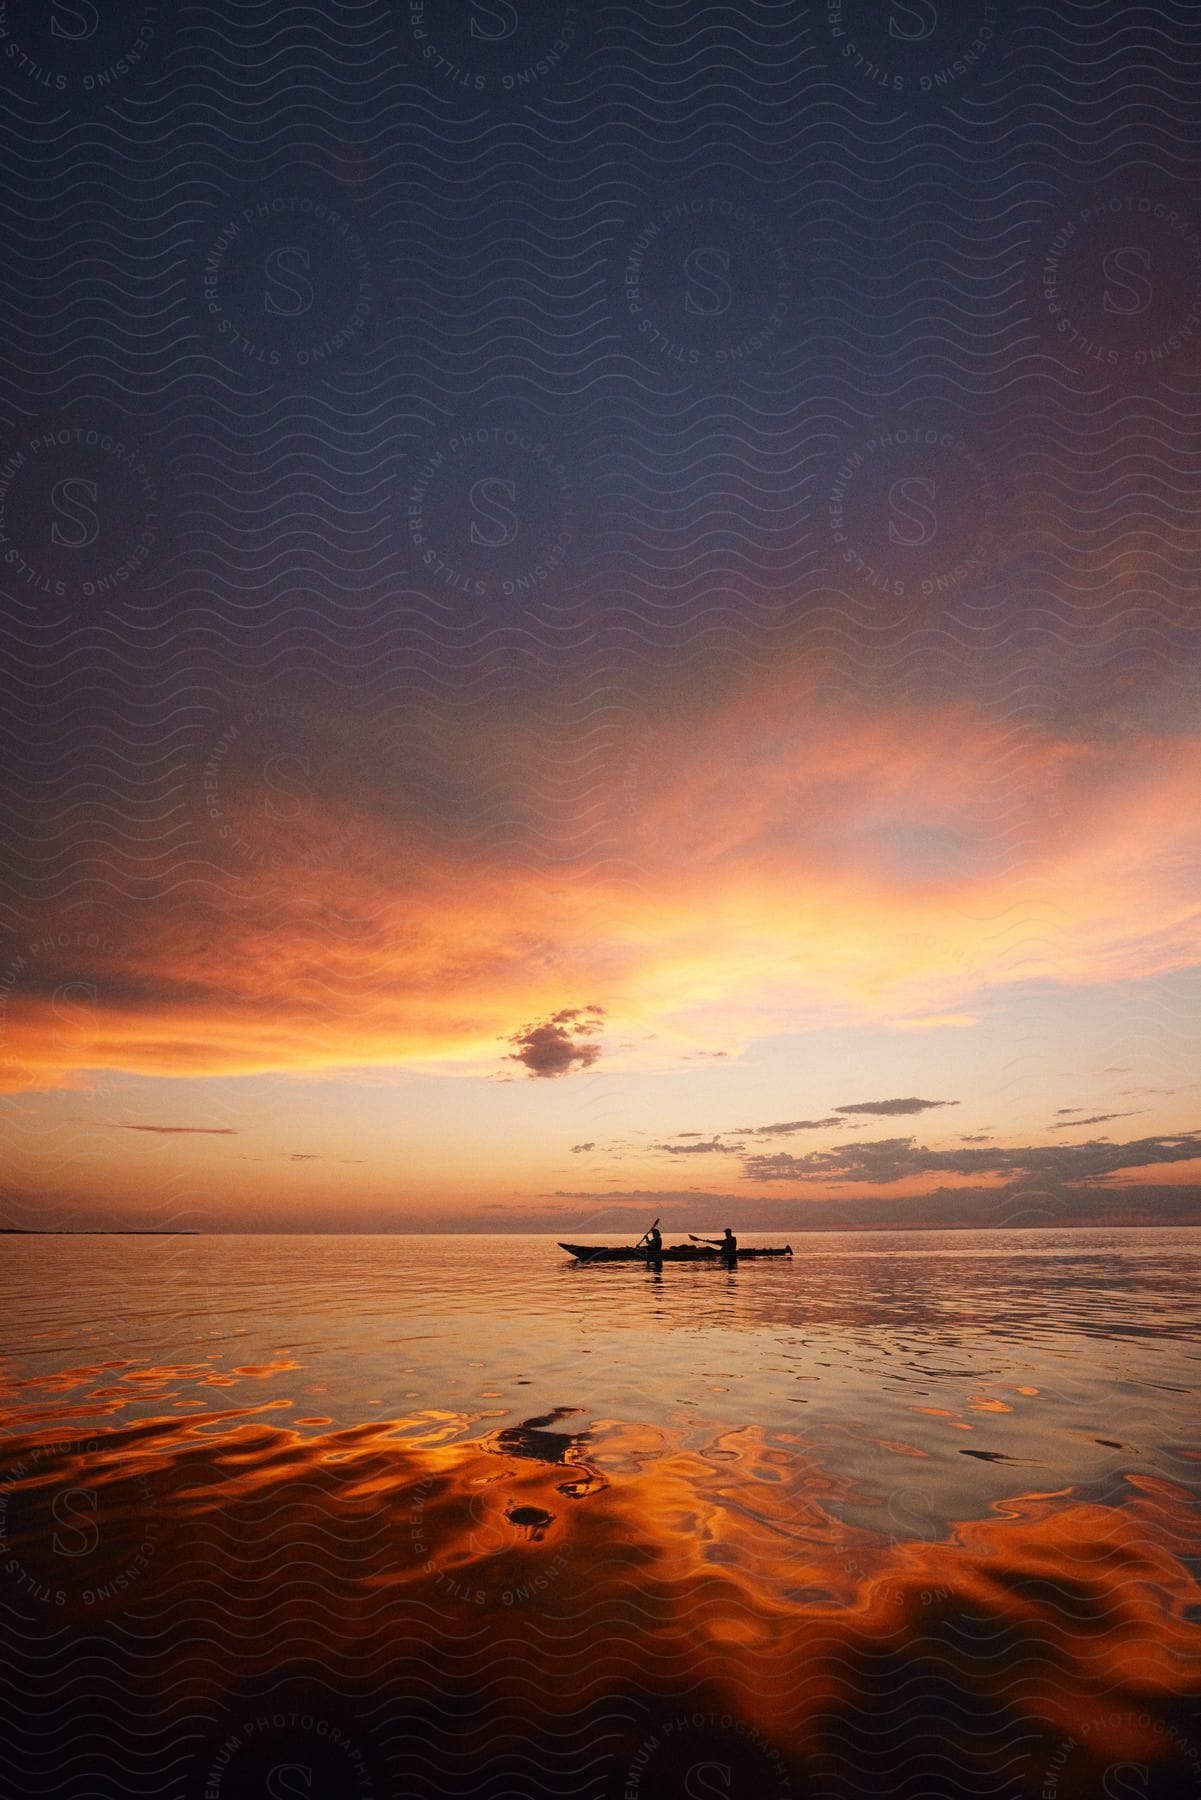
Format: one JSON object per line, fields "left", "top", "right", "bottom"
{"left": 645, "top": 1223, "right": 663, "bottom": 1266}
{"left": 700, "top": 1227, "right": 738, "bottom": 1263}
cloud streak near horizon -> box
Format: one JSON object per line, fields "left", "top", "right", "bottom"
{"left": 739, "top": 1130, "right": 1201, "bottom": 1188}
{"left": 109, "top": 1124, "right": 239, "bottom": 1136}
{"left": 835, "top": 1097, "right": 959, "bottom": 1117}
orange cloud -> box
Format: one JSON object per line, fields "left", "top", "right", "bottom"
{"left": 0, "top": 666, "right": 1197, "bottom": 1092}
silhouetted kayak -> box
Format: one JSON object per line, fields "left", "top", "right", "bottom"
{"left": 559, "top": 1242, "right": 792, "bottom": 1263}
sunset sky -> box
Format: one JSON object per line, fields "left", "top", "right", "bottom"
{"left": 2, "top": 637, "right": 1198, "bottom": 1232}
{"left": 1, "top": 6, "right": 1199, "bottom": 1233}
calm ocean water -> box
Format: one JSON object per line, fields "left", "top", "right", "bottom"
{"left": 2, "top": 1228, "right": 1200, "bottom": 1799}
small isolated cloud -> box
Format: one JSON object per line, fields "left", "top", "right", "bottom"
{"left": 287, "top": 1152, "right": 321, "bottom": 1161}
{"left": 1049, "top": 1111, "right": 1142, "bottom": 1131}
{"left": 112, "top": 1124, "right": 238, "bottom": 1135}
{"left": 506, "top": 1005, "right": 605, "bottom": 1079}
{"left": 653, "top": 1137, "right": 727, "bottom": 1156}
{"left": 1055, "top": 1108, "right": 1083, "bottom": 1116}
{"left": 959, "top": 1134, "right": 993, "bottom": 1144}
{"left": 836, "top": 1097, "right": 959, "bottom": 1117}
{"left": 570, "top": 1142, "right": 595, "bottom": 1154}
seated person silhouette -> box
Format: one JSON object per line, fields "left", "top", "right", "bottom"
{"left": 700, "top": 1227, "right": 738, "bottom": 1263}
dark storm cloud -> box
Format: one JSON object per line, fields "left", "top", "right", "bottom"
{"left": 741, "top": 1129, "right": 1201, "bottom": 1186}
{"left": 835, "top": 1097, "right": 959, "bottom": 1117}
{"left": 506, "top": 1005, "right": 605, "bottom": 1078}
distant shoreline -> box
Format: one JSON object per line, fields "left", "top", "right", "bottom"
{"left": 2, "top": 1223, "right": 1198, "bottom": 1237}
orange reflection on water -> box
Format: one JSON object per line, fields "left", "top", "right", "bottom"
{"left": 2, "top": 1401, "right": 1200, "bottom": 1798}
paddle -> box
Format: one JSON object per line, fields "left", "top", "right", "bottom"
{"left": 576, "top": 1218, "right": 660, "bottom": 1266}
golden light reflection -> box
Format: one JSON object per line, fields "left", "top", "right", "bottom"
{"left": 2, "top": 1404, "right": 1198, "bottom": 1799}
